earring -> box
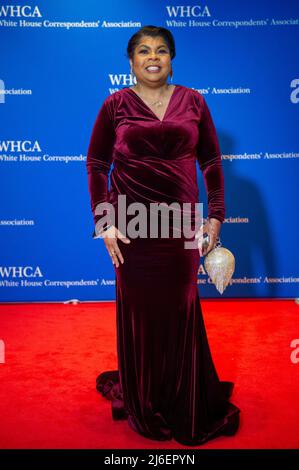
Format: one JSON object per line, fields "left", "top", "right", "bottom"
{"left": 170, "top": 73, "right": 173, "bottom": 83}
{"left": 130, "top": 67, "right": 136, "bottom": 84}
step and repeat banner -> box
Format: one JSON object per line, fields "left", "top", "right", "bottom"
{"left": 0, "top": 1, "right": 298, "bottom": 302}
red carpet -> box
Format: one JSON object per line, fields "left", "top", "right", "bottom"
{"left": 0, "top": 299, "right": 298, "bottom": 449}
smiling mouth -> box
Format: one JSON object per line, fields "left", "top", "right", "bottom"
{"left": 145, "top": 66, "right": 161, "bottom": 73}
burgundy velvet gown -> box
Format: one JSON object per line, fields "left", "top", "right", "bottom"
{"left": 86, "top": 84, "right": 240, "bottom": 446}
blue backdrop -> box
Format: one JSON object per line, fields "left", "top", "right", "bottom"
{"left": 1, "top": 0, "right": 298, "bottom": 302}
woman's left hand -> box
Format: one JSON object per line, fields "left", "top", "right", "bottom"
{"left": 199, "top": 217, "right": 222, "bottom": 257}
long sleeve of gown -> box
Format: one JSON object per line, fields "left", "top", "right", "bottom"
{"left": 86, "top": 98, "right": 116, "bottom": 238}
{"left": 196, "top": 95, "right": 226, "bottom": 223}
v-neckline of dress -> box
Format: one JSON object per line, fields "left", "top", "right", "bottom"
{"left": 126, "top": 85, "right": 179, "bottom": 123}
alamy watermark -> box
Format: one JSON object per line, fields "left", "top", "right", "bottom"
{"left": 0, "top": 339, "right": 5, "bottom": 364}
{"left": 94, "top": 195, "right": 205, "bottom": 249}
{"left": 290, "top": 339, "right": 299, "bottom": 364}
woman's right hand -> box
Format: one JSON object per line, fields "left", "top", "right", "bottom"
{"left": 102, "top": 225, "right": 131, "bottom": 267}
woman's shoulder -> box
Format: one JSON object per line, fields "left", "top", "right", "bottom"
{"left": 180, "top": 85, "right": 205, "bottom": 100}
{"left": 174, "top": 85, "right": 205, "bottom": 106}
{"left": 102, "top": 89, "right": 123, "bottom": 106}
{"left": 101, "top": 87, "right": 133, "bottom": 110}
{"left": 98, "top": 89, "right": 127, "bottom": 118}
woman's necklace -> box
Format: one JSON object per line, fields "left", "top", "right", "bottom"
{"left": 142, "top": 96, "right": 164, "bottom": 108}
{"left": 151, "top": 99, "right": 163, "bottom": 107}
{"left": 134, "top": 85, "right": 170, "bottom": 107}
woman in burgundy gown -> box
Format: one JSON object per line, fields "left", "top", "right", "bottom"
{"left": 86, "top": 26, "right": 240, "bottom": 446}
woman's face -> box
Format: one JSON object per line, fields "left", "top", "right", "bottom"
{"left": 130, "top": 35, "right": 172, "bottom": 86}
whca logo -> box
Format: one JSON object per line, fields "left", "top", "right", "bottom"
{"left": 0, "top": 5, "right": 42, "bottom": 18}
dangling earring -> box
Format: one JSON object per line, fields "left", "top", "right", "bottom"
{"left": 130, "top": 67, "right": 136, "bottom": 85}
{"left": 170, "top": 71, "right": 173, "bottom": 83}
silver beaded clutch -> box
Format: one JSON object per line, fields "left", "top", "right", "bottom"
{"left": 204, "top": 237, "right": 235, "bottom": 294}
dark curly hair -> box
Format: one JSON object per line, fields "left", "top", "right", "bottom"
{"left": 126, "top": 25, "right": 176, "bottom": 60}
